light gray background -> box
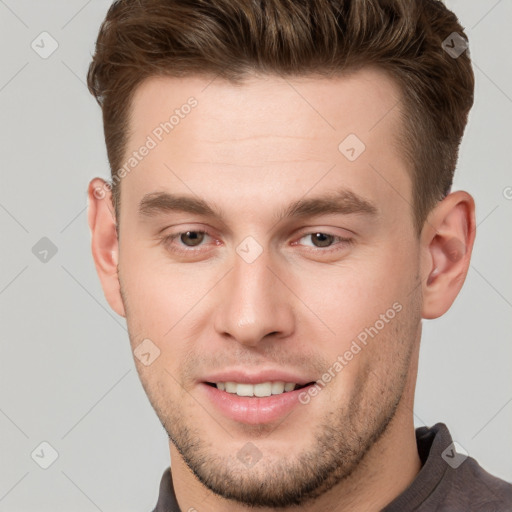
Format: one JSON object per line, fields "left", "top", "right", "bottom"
{"left": 0, "top": 1, "right": 511, "bottom": 510}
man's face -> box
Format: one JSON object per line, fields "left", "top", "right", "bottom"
{"left": 116, "top": 68, "right": 423, "bottom": 507}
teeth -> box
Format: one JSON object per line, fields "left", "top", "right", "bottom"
{"left": 271, "top": 381, "right": 285, "bottom": 394}
{"left": 254, "top": 383, "right": 272, "bottom": 397}
{"left": 215, "top": 381, "right": 299, "bottom": 397}
{"left": 225, "top": 382, "right": 237, "bottom": 393}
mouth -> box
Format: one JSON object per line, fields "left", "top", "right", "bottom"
{"left": 204, "top": 381, "right": 315, "bottom": 397}
{"left": 201, "top": 380, "right": 317, "bottom": 424}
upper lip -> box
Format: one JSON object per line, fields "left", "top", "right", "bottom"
{"left": 201, "top": 369, "right": 315, "bottom": 386}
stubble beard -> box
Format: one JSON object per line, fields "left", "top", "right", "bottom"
{"left": 121, "top": 278, "right": 421, "bottom": 508}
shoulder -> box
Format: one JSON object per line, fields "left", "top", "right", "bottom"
{"left": 416, "top": 423, "right": 512, "bottom": 511}
{"left": 444, "top": 457, "right": 512, "bottom": 511}
{"left": 385, "top": 423, "right": 512, "bottom": 512}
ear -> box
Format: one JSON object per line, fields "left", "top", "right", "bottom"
{"left": 420, "top": 190, "right": 476, "bottom": 319}
{"left": 87, "top": 178, "right": 126, "bottom": 318}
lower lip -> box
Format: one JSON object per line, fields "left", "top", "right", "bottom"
{"left": 200, "top": 383, "right": 314, "bottom": 425}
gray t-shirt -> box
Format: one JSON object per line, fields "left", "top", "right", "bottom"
{"left": 152, "top": 423, "right": 512, "bottom": 511}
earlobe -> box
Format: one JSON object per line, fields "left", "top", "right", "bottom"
{"left": 421, "top": 191, "right": 476, "bottom": 319}
{"left": 87, "top": 178, "right": 126, "bottom": 318}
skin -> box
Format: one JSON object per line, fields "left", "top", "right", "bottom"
{"left": 88, "top": 67, "right": 475, "bottom": 511}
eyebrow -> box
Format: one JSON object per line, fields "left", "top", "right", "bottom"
{"left": 138, "top": 188, "right": 378, "bottom": 223}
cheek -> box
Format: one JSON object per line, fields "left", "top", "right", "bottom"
{"left": 295, "top": 252, "right": 412, "bottom": 329}
{"left": 119, "top": 246, "right": 223, "bottom": 361}
{"left": 287, "top": 247, "right": 417, "bottom": 384}
{"left": 121, "top": 241, "right": 188, "bottom": 309}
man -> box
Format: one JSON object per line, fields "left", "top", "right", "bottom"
{"left": 86, "top": 0, "right": 512, "bottom": 510}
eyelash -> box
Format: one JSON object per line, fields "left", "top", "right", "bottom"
{"left": 160, "top": 229, "right": 354, "bottom": 256}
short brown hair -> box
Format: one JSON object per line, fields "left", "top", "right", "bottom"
{"left": 87, "top": 0, "right": 474, "bottom": 233}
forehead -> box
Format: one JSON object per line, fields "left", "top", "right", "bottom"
{"left": 122, "top": 68, "right": 412, "bottom": 228}
{"left": 129, "top": 67, "right": 403, "bottom": 145}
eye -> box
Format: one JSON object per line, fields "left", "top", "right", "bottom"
{"left": 294, "top": 232, "right": 354, "bottom": 252}
{"left": 176, "top": 231, "right": 207, "bottom": 247}
{"left": 161, "top": 230, "right": 214, "bottom": 254}
{"left": 159, "top": 229, "right": 354, "bottom": 257}
{"left": 301, "top": 232, "right": 335, "bottom": 248}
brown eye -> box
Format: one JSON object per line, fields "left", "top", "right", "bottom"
{"left": 310, "top": 233, "right": 335, "bottom": 248}
{"left": 180, "top": 231, "right": 206, "bottom": 246}
{"left": 293, "top": 231, "right": 354, "bottom": 255}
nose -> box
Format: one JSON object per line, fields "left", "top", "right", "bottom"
{"left": 213, "top": 245, "right": 296, "bottom": 347}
